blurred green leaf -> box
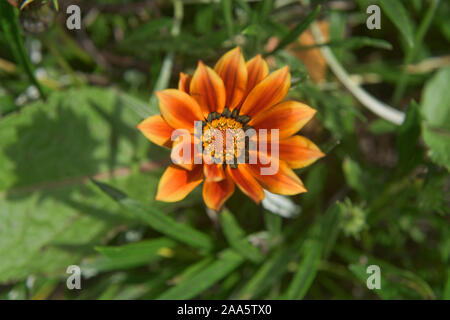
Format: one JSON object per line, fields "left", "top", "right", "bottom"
{"left": 0, "top": 1, "right": 46, "bottom": 98}
{"left": 284, "top": 203, "right": 342, "bottom": 299}
{"left": 379, "top": 0, "right": 415, "bottom": 48}
{"left": 87, "top": 238, "right": 177, "bottom": 272}
{"left": 92, "top": 180, "right": 214, "bottom": 252}
{"left": 421, "top": 67, "right": 450, "bottom": 170}
{"left": 396, "top": 101, "right": 422, "bottom": 175}
{"left": 221, "top": 0, "right": 234, "bottom": 38}
{"left": 339, "top": 247, "right": 435, "bottom": 299}
{"left": 220, "top": 210, "right": 263, "bottom": 263}
{"left": 236, "top": 241, "right": 303, "bottom": 299}
{"left": 267, "top": 5, "right": 321, "bottom": 55}
{"left": 157, "top": 249, "right": 244, "bottom": 299}
{"left": 0, "top": 87, "right": 150, "bottom": 283}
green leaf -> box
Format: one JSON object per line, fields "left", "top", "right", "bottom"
{"left": 339, "top": 247, "right": 435, "bottom": 299}
{"left": 421, "top": 67, "right": 450, "bottom": 170}
{"left": 0, "top": 1, "right": 46, "bottom": 99}
{"left": 284, "top": 204, "right": 342, "bottom": 299}
{"left": 86, "top": 238, "right": 177, "bottom": 272}
{"left": 267, "top": 5, "right": 320, "bottom": 55}
{"left": 379, "top": 0, "right": 415, "bottom": 48}
{"left": 444, "top": 268, "right": 450, "bottom": 299}
{"left": 396, "top": 101, "right": 422, "bottom": 174}
{"left": 157, "top": 249, "right": 244, "bottom": 299}
{"left": 92, "top": 180, "right": 214, "bottom": 252}
{"left": 221, "top": 0, "right": 234, "bottom": 38}
{"left": 0, "top": 88, "right": 152, "bottom": 283}
{"left": 220, "top": 210, "right": 263, "bottom": 263}
{"left": 291, "top": 36, "right": 392, "bottom": 51}
{"left": 237, "top": 241, "right": 303, "bottom": 299}
{"left": 285, "top": 239, "right": 322, "bottom": 299}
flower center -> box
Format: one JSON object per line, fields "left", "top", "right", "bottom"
{"left": 201, "top": 108, "right": 252, "bottom": 166}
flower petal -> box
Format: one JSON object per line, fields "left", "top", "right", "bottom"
{"left": 157, "top": 89, "right": 204, "bottom": 132}
{"left": 249, "top": 100, "right": 316, "bottom": 139}
{"left": 190, "top": 61, "right": 226, "bottom": 116}
{"left": 178, "top": 72, "right": 192, "bottom": 93}
{"left": 137, "top": 114, "right": 174, "bottom": 147}
{"left": 170, "top": 135, "right": 202, "bottom": 171}
{"left": 214, "top": 47, "right": 248, "bottom": 110}
{"left": 279, "top": 135, "right": 325, "bottom": 169}
{"left": 245, "top": 54, "right": 269, "bottom": 96}
{"left": 240, "top": 66, "right": 290, "bottom": 118}
{"left": 203, "top": 163, "right": 225, "bottom": 182}
{"left": 156, "top": 165, "right": 203, "bottom": 202}
{"left": 248, "top": 160, "right": 306, "bottom": 195}
{"left": 202, "top": 174, "right": 235, "bottom": 210}
{"left": 226, "top": 164, "right": 265, "bottom": 203}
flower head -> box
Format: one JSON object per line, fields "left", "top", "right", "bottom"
{"left": 138, "top": 47, "right": 324, "bottom": 211}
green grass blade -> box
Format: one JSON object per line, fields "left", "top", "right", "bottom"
{"left": 284, "top": 203, "right": 342, "bottom": 299}
{"left": 157, "top": 249, "right": 245, "bottom": 299}
{"left": 87, "top": 238, "right": 177, "bottom": 272}
{"left": 92, "top": 179, "right": 214, "bottom": 252}
{"left": 285, "top": 239, "right": 322, "bottom": 299}
{"left": 267, "top": 5, "right": 321, "bottom": 56}
{"left": 0, "top": 1, "right": 46, "bottom": 99}
{"left": 221, "top": 0, "right": 234, "bottom": 38}
{"left": 236, "top": 241, "right": 303, "bottom": 299}
{"left": 220, "top": 210, "right": 263, "bottom": 263}
{"left": 379, "top": 0, "right": 414, "bottom": 48}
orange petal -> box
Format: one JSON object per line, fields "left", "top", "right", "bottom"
{"left": 203, "top": 163, "right": 225, "bottom": 182}
{"left": 178, "top": 72, "right": 192, "bottom": 93}
{"left": 245, "top": 54, "right": 269, "bottom": 96}
{"left": 190, "top": 61, "right": 226, "bottom": 116}
{"left": 156, "top": 89, "right": 204, "bottom": 132}
{"left": 202, "top": 174, "right": 235, "bottom": 210}
{"left": 240, "top": 66, "right": 290, "bottom": 118}
{"left": 156, "top": 165, "right": 203, "bottom": 202}
{"left": 214, "top": 47, "right": 248, "bottom": 110}
{"left": 248, "top": 160, "right": 306, "bottom": 195}
{"left": 249, "top": 100, "right": 316, "bottom": 139}
{"left": 137, "top": 114, "right": 174, "bottom": 147}
{"left": 279, "top": 135, "right": 325, "bottom": 169}
{"left": 226, "top": 164, "right": 265, "bottom": 203}
{"left": 170, "top": 134, "right": 202, "bottom": 171}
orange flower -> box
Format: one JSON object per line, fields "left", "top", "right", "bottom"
{"left": 138, "top": 47, "right": 324, "bottom": 211}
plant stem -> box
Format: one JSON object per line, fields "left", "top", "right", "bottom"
{"left": 310, "top": 22, "right": 405, "bottom": 125}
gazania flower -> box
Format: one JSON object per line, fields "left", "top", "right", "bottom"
{"left": 137, "top": 47, "right": 324, "bottom": 211}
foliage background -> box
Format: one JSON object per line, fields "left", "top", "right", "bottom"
{"left": 0, "top": 0, "right": 449, "bottom": 300}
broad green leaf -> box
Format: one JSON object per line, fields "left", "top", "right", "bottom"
{"left": 421, "top": 67, "right": 450, "bottom": 170}
{"left": 86, "top": 238, "right": 177, "bottom": 272}
{"left": 220, "top": 210, "right": 263, "bottom": 263}
{"left": 267, "top": 5, "right": 321, "bottom": 55}
{"left": 92, "top": 180, "right": 214, "bottom": 252}
{"left": 379, "top": 0, "right": 415, "bottom": 48}
{"left": 157, "top": 249, "right": 245, "bottom": 299}
{"left": 0, "top": 1, "right": 46, "bottom": 98}
{"left": 0, "top": 88, "right": 156, "bottom": 283}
